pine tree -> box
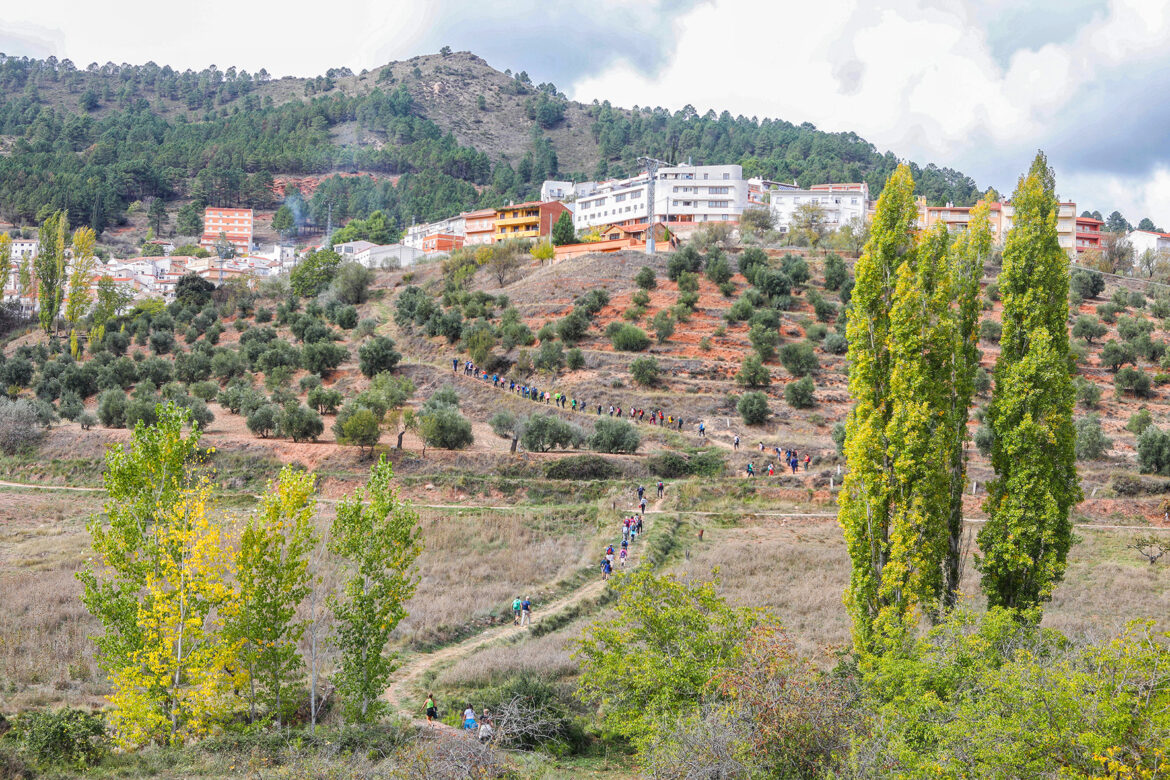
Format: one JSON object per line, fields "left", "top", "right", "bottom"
{"left": 65, "top": 226, "right": 97, "bottom": 358}
{"left": 978, "top": 153, "right": 1080, "bottom": 611}
{"left": 329, "top": 455, "right": 422, "bottom": 723}
{"left": 838, "top": 164, "right": 920, "bottom": 651}
{"left": 551, "top": 210, "right": 575, "bottom": 246}
{"left": 941, "top": 200, "right": 992, "bottom": 610}
{"left": 231, "top": 466, "right": 316, "bottom": 726}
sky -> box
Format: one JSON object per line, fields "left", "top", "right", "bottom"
{"left": 3, "top": 0, "right": 1170, "bottom": 223}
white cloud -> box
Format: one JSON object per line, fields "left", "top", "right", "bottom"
{"left": 570, "top": 0, "right": 1170, "bottom": 221}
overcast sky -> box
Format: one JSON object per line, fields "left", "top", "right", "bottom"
{"left": 4, "top": 0, "right": 1170, "bottom": 223}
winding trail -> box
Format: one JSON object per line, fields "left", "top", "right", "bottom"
{"left": 383, "top": 496, "right": 667, "bottom": 722}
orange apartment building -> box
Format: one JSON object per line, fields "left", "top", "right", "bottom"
{"left": 492, "top": 201, "right": 570, "bottom": 242}
{"left": 422, "top": 233, "right": 465, "bottom": 253}
{"left": 200, "top": 207, "right": 254, "bottom": 255}
{"left": 916, "top": 197, "right": 1078, "bottom": 255}
{"left": 462, "top": 208, "right": 497, "bottom": 246}
{"left": 1075, "top": 216, "right": 1104, "bottom": 254}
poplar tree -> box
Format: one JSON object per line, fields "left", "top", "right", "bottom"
{"left": 838, "top": 165, "right": 919, "bottom": 651}
{"left": 978, "top": 153, "right": 1080, "bottom": 611}
{"left": 231, "top": 466, "right": 317, "bottom": 726}
{"left": 941, "top": 200, "right": 992, "bottom": 609}
{"left": 329, "top": 455, "right": 422, "bottom": 723}
{"left": 0, "top": 233, "right": 11, "bottom": 301}
{"left": 65, "top": 226, "right": 97, "bottom": 357}
{"left": 35, "top": 210, "right": 68, "bottom": 333}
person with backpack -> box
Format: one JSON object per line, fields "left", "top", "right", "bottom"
{"left": 426, "top": 693, "right": 439, "bottom": 723}
{"left": 656, "top": 480, "right": 664, "bottom": 498}
{"left": 520, "top": 596, "right": 532, "bottom": 627}
{"left": 734, "top": 435, "right": 740, "bottom": 451}
{"left": 637, "top": 484, "right": 645, "bottom": 501}
{"left": 640, "top": 496, "right": 647, "bottom": 515}
{"left": 746, "top": 462, "right": 755, "bottom": 477}
{"left": 698, "top": 421, "right": 705, "bottom": 438}
{"left": 452, "top": 358, "right": 458, "bottom": 373}
{"left": 601, "top": 557, "right": 612, "bottom": 580}
{"left": 512, "top": 596, "right": 522, "bottom": 625}
{"left": 804, "top": 453, "right": 811, "bottom": 471}
{"left": 463, "top": 705, "right": 477, "bottom": 730}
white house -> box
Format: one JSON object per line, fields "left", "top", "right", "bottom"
{"left": 1128, "top": 229, "right": 1170, "bottom": 257}
{"left": 402, "top": 215, "right": 466, "bottom": 249}
{"left": 767, "top": 183, "right": 870, "bottom": 234}
{"left": 563, "top": 164, "right": 750, "bottom": 233}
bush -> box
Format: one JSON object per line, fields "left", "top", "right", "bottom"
{"left": 303, "top": 341, "right": 349, "bottom": 376}
{"left": 832, "top": 422, "right": 846, "bottom": 456}
{"left": 0, "top": 398, "right": 47, "bottom": 454}
{"left": 246, "top": 403, "right": 280, "bottom": 438}
{"left": 823, "top": 253, "right": 847, "bottom": 291}
{"left": 610, "top": 324, "right": 651, "bottom": 352}
{"left": 737, "top": 391, "right": 770, "bottom": 425}
{"left": 1074, "top": 414, "right": 1111, "bottom": 460}
{"left": 974, "top": 367, "right": 991, "bottom": 395}
{"left": 190, "top": 381, "right": 219, "bottom": 402}
{"left": 335, "top": 407, "right": 381, "bottom": 452}
{"left": 705, "top": 254, "right": 733, "bottom": 285}
{"left": 974, "top": 423, "right": 994, "bottom": 456}
{"left": 653, "top": 310, "right": 675, "bottom": 343}
{"left": 1071, "top": 315, "right": 1107, "bottom": 344}
{"left": 781, "top": 254, "right": 809, "bottom": 286}
{"left": 779, "top": 341, "right": 819, "bottom": 377}
{"left": 420, "top": 405, "right": 474, "bottom": 449}
{"left": 667, "top": 245, "right": 703, "bottom": 281}
{"left": 784, "top": 376, "right": 816, "bottom": 408}
{"left": 590, "top": 418, "right": 640, "bottom": 453}
{"left": 78, "top": 412, "right": 97, "bottom": 430}
{"left": 489, "top": 411, "right": 518, "bottom": 439}
{"left": 533, "top": 339, "right": 565, "bottom": 373}
{"left": 1126, "top": 409, "right": 1154, "bottom": 435}
{"left": 575, "top": 289, "right": 610, "bottom": 315}
{"left": 358, "top": 336, "right": 401, "bottom": 378}
{"left": 823, "top": 332, "right": 848, "bottom": 355}
{"left": 979, "top": 319, "right": 1001, "bottom": 343}
{"left": 278, "top": 403, "right": 324, "bottom": 442}
{"left": 1137, "top": 426, "right": 1170, "bottom": 475}
{"left": 544, "top": 454, "right": 622, "bottom": 480}
{"left": 1115, "top": 366, "right": 1153, "bottom": 398}
{"left": 13, "top": 708, "right": 108, "bottom": 770}
{"left": 96, "top": 388, "right": 128, "bottom": 427}
{"left": 648, "top": 449, "right": 725, "bottom": 479}
{"left": 331, "top": 262, "right": 375, "bottom": 304}
{"left": 307, "top": 386, "right": 344, "bottom": 414}
{"left": 635, "top": 266, "right": 657, "bottom": 290}
{"left": 58, "top": 391, "right": 84, "bottom": 421}
{"left": 735, "top": 354, "right": 771, "bottom": 388}
{"left": 1069, "top": 269, "right": 1105, "bottom": 301}
{"left": 630, "top": 356, "right": 661, "bottom": 387}
{"left": 813, "top": 297, "right": 837, "bottom": 322}
{"left": 522, "top": 413, "right": 582, "bottom": 452}
{"left": 1101, "top": 340, "right": 1136, "bottom": 372}
{"left": 566, "top": 348, "right": 585, "bottom": 371}
{"left": 556, "top": 308, "right": 591, "bottom": 344}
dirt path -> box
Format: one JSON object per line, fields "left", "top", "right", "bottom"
{"left": 384, "top": 496, "right": 666, "bottom": 721}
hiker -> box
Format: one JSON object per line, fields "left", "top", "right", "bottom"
{"left": 734, "top": 435, "right": 740, "bottom": 451}
{"left": 640, "top": 497, "right": 647, "bottom": 514}
{"left": 637, "top": 484, "right": 645, "bottom": 501}
{"left": 747, "top": 462, "right": 755, "bottom": 477}
{"left": 767, "top": 462, "right": 774, "bottom": 476}
{"left": 677, "top": 417, "right": 684, "bottom": 431}
{"left": 521, "top": 596, "right": 532, "bottom": 627}
{"left": 804, "top": 453, "right": 811, "bottom": 471}
{"left": 656, "top": 480, "right": 664, "bottom": 498}
{"left": 478, "top": 719, "right": 494, "bottom": 744}
{"left": 698, "top": 421, "right": 705, "bottom": 438}
{"left": 790, "top": 456, "right": 799, "bottom": 474}
{"left": 619, "top": 547, "right": 628, "bottom": 567}
{"left": 598, "top": 404, "right": 603, "bottom": 415}
{"left": 463, "top": 705, "right": 477, "bottom": 730}
{"left": 636, "top": 514, "right": 643, "bottom": 534}
{"left": 512, "top": 596, "right": 522, "bottom": 625}
{"left": 426, "top": 693, "right": 438, "bottom": 723}
{"left": 601, "top": 558, "right": 612, "bottom": 580}
{"left": 609, "top": 405, "right": 615, "bottom": 416}
{"left": 452, "top": 358, "right": 458, "bottom": 373}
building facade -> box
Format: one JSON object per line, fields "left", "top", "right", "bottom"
{"left": 462, "top": 208, "right": 497, "bottom": 246}
{"left": 916, "top": 198, "right": 1078, "bottom": 255}
{"left": 493, "top": 201, "right": 571, "bottom": 242}
{"left": 568, "top": 164, "right": 749, "bottom": 233}
{"left": 768, "top": 183, "right": 869, "bottom": 234}
{"left": 1076, "top": 216, "right": 1105, "bottom": 254}
{"left": 403, "top": 215, "right": 465, "bottom": 250}
{"left": 200, "top": 207, "right": 254, "bottom": 255}
{"left": 1129, "top": 229, "right": 1170, "bottom": 257}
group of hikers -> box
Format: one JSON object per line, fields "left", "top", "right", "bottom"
{"left": 600, "top": 483, "right": 658, "bottom": 579}
{"left": 745, "top": 445, "right": 812, "bottom": 477}
{"left": 455, "top": 358, "right": 700, "bottom": 433}
{"left": 424, "top": 694, "right": 496, "bottom": 743}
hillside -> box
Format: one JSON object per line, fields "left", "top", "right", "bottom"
{"left": 0, "top": 50, "right": 984, "bottom": 245}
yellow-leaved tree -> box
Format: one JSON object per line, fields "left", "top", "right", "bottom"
{"left": 65, "top": 226, "right": 97, "bottom": 357}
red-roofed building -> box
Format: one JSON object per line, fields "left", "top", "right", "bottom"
{"left": 1075, "top": 216, "right": 1104, "bottom": 254}
{"left": 492, "top": 201, "right": 570, "bottom": 242}
{"left": 200, "top": 207, "right": 254, "bottom": 255}
{"left": 1129, "top": 229, "right": 1170, "bottom": 257}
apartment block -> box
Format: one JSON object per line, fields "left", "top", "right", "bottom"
{"left": 462, "top": 208, "right": 497, "bottom": 246}
{"left": 1129, "top": 229, "right": 1170, "bottom": 257}
{"left": 493, "top": 201, "right": 571, "bottom": 242}
{"left": 200, "top": 207, "right": 254, "bottom": 255}
{"left": 1076, "top": 216, "right": 1105, "bottom": 254}
{"left": 568, "top": 164, "right": 749, "bottom": 233}
{"left": 916, "top": 198, "right": 1078, "bottom": 255}
{"left": 767, "top": 183, "right": 869, "bottom": 234}
{"left": 403, "top": 214, "right": 466, "bottom": 250}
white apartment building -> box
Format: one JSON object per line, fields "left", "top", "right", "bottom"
{"left": 1128, "top": 229, "right": 1170, "bottom": 257}
{"left": 540, "top": 180, "right": 597, "bottom": 202}
{"left": 766, "top": 183, "right": 870, "bottom": 234}
{"left": 568, "top": 164, "right": 749, "bottom": 232}
{"left": 10, "top": 238, "right": 38, "bottom": 258}
{"left": 402, "top": 215, "right": 466, "bottom": 249}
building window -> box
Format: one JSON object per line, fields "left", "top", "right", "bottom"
{"left": 723, "top": 173, "right": 730, "bottom": 180}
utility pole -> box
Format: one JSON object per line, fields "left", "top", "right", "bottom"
{"left": 638, "top": 156, "right": 670, "bottom": 255}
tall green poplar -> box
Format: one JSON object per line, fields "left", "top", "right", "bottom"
{"left": 978, "top": 153, "right": 1080, "bottom": 611}
{"left": 838, "top": 164, "right": 919, "bottom": 651}
{"left": 329, "top": 455, "right": 422, "bottom": 723}
{"left": 941, "top": 200, "right": 992, "bottom": 610}
{"left": 35, "top": 210, "right": 68, "bottom": 333}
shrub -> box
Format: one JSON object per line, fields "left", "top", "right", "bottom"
{"left": 1097, "top": 302, "right": 1120, "bottom": 323}
{"left": 211, "top": 348, "right": 246, "bottom": 380}
{"left": 96, "top": 388, "right": 128, "bottom": 428}
{"left": 726, "top": 296, "right": 754, "bottom": 322}
{"left": 832, "top": 422, "right": 846, "bottom": 455}
{"left": 556, "top": 308, "right": 591, "bottom": 344}
{"left": 1115, "top": 366, "right": 1152, "bottom": 398}
{"left": 737, "top": 391, "right": 770, "bottom": 425}
{"left": 124, "top": 397, "right": 159, "bottom": 428}
{"left": 358, "top": 336, "right": 401, "bottom": 378}
{"left": 823, "top": 253, "right": 847, "bottom": 291}
{"left": 303, "top": 341, "right": 349, "bottom": 376}
{"left": 735, "top": 354, "right": 771, "bottom": 388}
{"left": 1137, "top": 426, "right": 1170, "bottom": 475}
{"left": 522, "top": 413, "right": 582, "bottom": 452}
{"left": 246, "top": 403, "right": 280, "bottom": 438}
{"left": 1071, "top": 315, "right": 1107, "bottom": 344}
{"left": 0, "top": 398, "right": 47, "bottom": 454}
{"left": 566, "top": 348, "right": 585, "bottom": 370}
{"left": 631, "top": 289, "right": 651, "bottom": 307}
{"left": 533, "top": 339, "right": 565, "bottom": 373}
{"left": 307, "top": 386, "right": 344, "bottom": 414}
{"left": 974, "top": 424, "right": 994, "bottom": 456}
{"left": 13, "top": 708, "right": 108, "bottom": 770}
{"left": 331, "top": 262, "right": 375, "bottom": 304}
{"left": 813, "top": 297, "right": 837, "bottom": 322}
{"left": 489, "top": 411, "right": 518, "bottom": 439}
{"left": 58, "top": 391, "right": 84, "bottom": 421}
{"left": 190, "top": 381, "right": 219, "bottom": 402}
{"left": 630, "top": 356, "right": 661, "bottom": 387}
{"left": 677, "top": 270, "right": 700, "bottom": 294}
{"left": 575, "top": 289, "right": 610, "bottom": 315}
{"left": 635, "top": 266, "right": 657, "bottom": 290}
{"left": 653, "top": 310, "right": 675, "bottom": 343}
{"left": 78, "top": 412, "right": 97, "bottom": 430}
{"left": 279, "top": 403, "right": 324, "bottom": 442}
{"left": 420, "top": 405, "right": 474, "bottom": 449}
{"left": 974, "top": 367, "right": 991, "bottom": 395}
{"left": 781, "top": 254, "right": 810, "bottom": 286}
{"left": 779, "top": 341, "right": 819, "bottom": 377}
{"left": 1074, "top": 414, "right": 1111, "bottom": 460}
{"left": 667, "top": 245, "right": 703, "bottom": 281}
{"left": 784, "top": 376, "right": 816, "bottom": 408}
{"left": 823, "top": 332, "right": 848, "bottom": 355}
{"left": 1127, "top": 409, "right": 1154, "bottom": 435}
{"left": 1101, "top": 340, "right": 1135, "bottom": 372}
{"left": 979, "top": 320, "right": 1001, "bottom": 343}
{"left": 1129, "top": 290, "right": 1146, "bottom": 308}
{"left": 705, "top": 254, "right": 733, "bottom": 285}
{"left": 1118, "top": 315, "right": 1154, "bottom": 342}
{"left": 335, "top": 407, "right": 381, "bottom": 452}
{"left": 610, "top": 324, "right": 651, "bottom": 352}
{"left": 1069, "top": 269, "right": 1105, "bottom": 301}
{"left": 590, "top": 419, "right": 641, "bottom": 453}
{"left": 545, "top": 454, "right": 622, "bottom": 480}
